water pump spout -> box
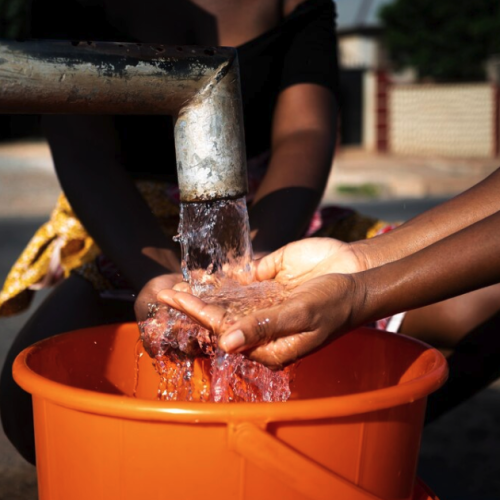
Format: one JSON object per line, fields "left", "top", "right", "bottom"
{"left": 0, "top": 40, "right": 248, "bottom": 201}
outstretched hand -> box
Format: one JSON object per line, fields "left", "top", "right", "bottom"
{"left": 249, "top": 237, "right": 365, "bottom": 287}
{"left": 158, "top": 273, "right": 360, "bottom": 369}
{"left": 155, "top": 237, "right": 367, "bottom": 369}
{"left": 134, "top": 273, "right": 184, "bottom": 321}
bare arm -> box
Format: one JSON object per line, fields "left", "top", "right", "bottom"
{"left": 354, "top": 168, "right": 500, "bottom": 270}
{"left": 353, "top": 209, "right": 500, "bottom": 324}
{"left": 158, "top": 208, "right": 500, "bottom": 368}
{"left": 249, "top": 83, "right": 337, "bottom": 253}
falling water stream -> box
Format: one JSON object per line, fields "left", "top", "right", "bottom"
{"left": 139, "top": 197, "right": 294, "bottom": 403}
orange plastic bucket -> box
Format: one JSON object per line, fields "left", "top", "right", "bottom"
{"left": 13, "top": 323, "right": 447, "bottom": 500}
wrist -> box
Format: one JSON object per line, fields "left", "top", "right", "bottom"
{"left": 347, "top": 272, "right": 370, "bottom": 330}
{"left": 349, "top": 240, "right": 375, "bottom": 272}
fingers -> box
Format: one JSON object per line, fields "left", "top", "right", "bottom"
{"left": 157, "top": 289, "right": 228, "bottom": 333}
{"left": 157, "top": 289, "right": 333, "bottom": 370}
{"left": 134, "top": 293, "right": 153, "bottom": 322}
{"left": 218, "top": 249, "right": 283, "bottom": 284}
{"left": 157, "top": 287, "right": 318, "bottom": 362}
{"left": 134, "top": 273, "right": 183, "bottom": 321}
{"left": 154, "top": 273, "right": 354, "bottom": 372}
{"left": 218, "top": 297, "right": 311, "bottom": 354}
{"left": 251, "top": 248, "right": 284, "bottom": 282}
{"left": 173, "top": 282, "right": 191, "bottom": 292}
{"left": 217, "top": 274, "right": 355, "bottom": 367}
{"left": 218, "top": 297, "right": 335, "bottom": 370}
{"left": 245, "top": 331, "right": 319, "bottom": 370}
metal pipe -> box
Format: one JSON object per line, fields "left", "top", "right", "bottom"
{"left": 0, "top": 40, "right": 247, "bottom": 201}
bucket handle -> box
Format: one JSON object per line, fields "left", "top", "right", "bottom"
{"left": 229, "top": 422, "right": 381, "bottom": 500}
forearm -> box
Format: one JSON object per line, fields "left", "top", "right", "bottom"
{"left": 353, "top": 168, "right": 500, "bottom": 270}
{"left": 249, "top": 130, "right": 333, "bottom": 253}
{"left": 249, "top": 83, "right": 336, "bottom": 254}
{"left": 352, "top": 210, "right": 500, "bottom": 326}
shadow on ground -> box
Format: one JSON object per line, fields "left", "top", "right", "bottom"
{"left": 419, "top": 384, "right": 500, "bottom": 500}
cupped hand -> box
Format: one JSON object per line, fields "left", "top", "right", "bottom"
{"left": 249, "top": 237, "right": 365, "bottom": 288}
{"left": 134, "top": 273, "right": 184, "bottom": 321}
{"left": 158, "top": 272, "right": 363, "bottom": 370}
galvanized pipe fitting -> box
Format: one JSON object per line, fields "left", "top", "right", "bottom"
{"left": 0, "top": 40, "right": 248, "bottom": 201}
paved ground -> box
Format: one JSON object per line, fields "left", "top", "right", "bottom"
{"left": 0, "top": 142, "right": 60, "bottom": 218}
{"left": 0, "top": 140, "right": 498, "bottom": 218}
{"left": 0, "top": 141, "right": 499, "bottom": 500}
{"left": 324, "top": 146, "right": 499, "bottom": 203}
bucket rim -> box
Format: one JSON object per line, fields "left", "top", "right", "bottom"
{"left": 13, "top": 323, "right": 448, "bottom": 424}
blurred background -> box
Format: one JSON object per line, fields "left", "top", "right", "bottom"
{"left": 0, "top": 0, "right": 499, "bottom": 499}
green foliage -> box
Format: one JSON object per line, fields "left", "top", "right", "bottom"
{"left": 0, "top": 0, "right": 30, "bottom": 38}
{"left": 336, "top": 183, "right": 381, "bottom": 198}
{"left": 379, "top": 0, "right": 500, "bottom": 81}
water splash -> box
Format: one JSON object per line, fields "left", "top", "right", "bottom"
{"left": 139, "top": 197, "right": 294, "bottom": 403}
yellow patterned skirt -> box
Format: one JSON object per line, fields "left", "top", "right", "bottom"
{"left": 0, "top": 181, "right": 179, "bottom": 317}
{"left": 0, "top": 180, "right": 396, "bottom": 318}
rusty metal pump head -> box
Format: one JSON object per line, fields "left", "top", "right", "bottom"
{"left": 0, "top": 40, "right": 248, "bottom": 202}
